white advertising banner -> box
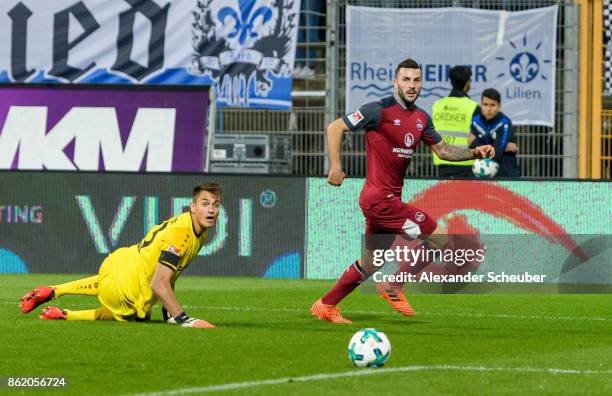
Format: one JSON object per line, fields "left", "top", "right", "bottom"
{"left": 346, "top": 5, "right": 558, "bottom": 126}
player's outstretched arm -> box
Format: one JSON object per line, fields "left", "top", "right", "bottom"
{"left": 431, "top": 140, "right": 495, "bottom": 161}
{"left": 151, "top": 263, "right": 214, "bottom": 328}
{"left": 327, "top": 118, "right": 350, "bottom": 186}
{"left": 151, "top": 263, "right": 183, "bottom": 317}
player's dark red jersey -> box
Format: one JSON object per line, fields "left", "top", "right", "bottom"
{"left": 342, "top": 93, "right": 442, "bottom": 206}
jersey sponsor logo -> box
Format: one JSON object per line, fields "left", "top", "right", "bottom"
{"left": 346, "top": 110, "right": 364, "bottom": 126}
{"left": 415, "top": 212, "right": 425, "bottom": 222}
{"left": 392, "top": 147, "right": 414, "bottom": 154}
{"left": 404, "top": 133, "right": 414, "bottom": 147}
{"left": 392, "top": 147, "right": 414, "bottom": 159}
{"left": 167, "top": 245, "right": 181, "bottom": 256}
{"left": 416, "top": 119, "right": 423, "bottom": 131}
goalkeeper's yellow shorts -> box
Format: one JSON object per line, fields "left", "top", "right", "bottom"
{"left": 97, "top": 249, "right": 153, "bottom": 322}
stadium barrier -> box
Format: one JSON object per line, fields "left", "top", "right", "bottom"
{"left": 1, "top": 173, "right": 610, "bottom": 283}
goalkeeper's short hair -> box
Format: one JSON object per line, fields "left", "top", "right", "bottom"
{"left": 193, "top": 182, "right": 222, "bottom": 201}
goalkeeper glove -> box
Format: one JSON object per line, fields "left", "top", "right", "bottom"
{"left": 165, "top": 311, "right": 215, "bottom": 328}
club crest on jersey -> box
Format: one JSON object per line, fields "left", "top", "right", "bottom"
{"left": 416, "top": 119, "right": 423, "bottom": 131}
{"left": 347, "top": 110, "right": 364, "bottom": 126}
{"left": 415, "top": 212, "right": 425, "bottom": 222}
{"left": 404, "top": 133, "right": 414, "bottom": 147}
{"left": 393, "top": 119, "right": 401, "bottom": 126}
{"left": 167, "top": 245, "right": 181, "bottom": 255}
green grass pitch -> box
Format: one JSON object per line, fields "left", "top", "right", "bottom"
{"left": 2, "top": 274, "right": 612, "bottom": 395}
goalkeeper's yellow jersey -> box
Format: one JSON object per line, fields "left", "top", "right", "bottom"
{"left": 98, "top": 212, "right": 208, "bottom": 319}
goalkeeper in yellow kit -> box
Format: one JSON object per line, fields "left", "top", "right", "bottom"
{"left": 19, "top": 182, "right": 221, "bottom": 328}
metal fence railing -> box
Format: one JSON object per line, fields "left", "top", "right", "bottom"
{"left": 602, "top": 110, "right": 612, "bottom": 179}
{"left": 294, "top": 1, "right": 327, "bottom": 89}
{"left": 218, "top": 107, "right": 327, "bottom": 175}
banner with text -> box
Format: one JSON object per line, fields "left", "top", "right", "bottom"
{"left": 0, "top": 85, "right": 209, "bottom": 172}
{"left": 306, "top": 179, "right": 612, "bottom": 287}
{"left": 0, "top": 0, "right": 299, "bottom": 109}
{"left": 0, "top": 172, "right": 305, "bottom": 278}
{"left": 346, "top": 5, "right": 557, "bottom": 126}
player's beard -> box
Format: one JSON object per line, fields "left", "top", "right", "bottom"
{"left": 396, "top": 86, "right": 420, "bottom": 107}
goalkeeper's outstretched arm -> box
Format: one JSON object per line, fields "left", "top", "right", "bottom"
{"left": 151, "top": 263, "right": 214, "bottom": 328}
{"left": 151, "top": 263, "right": 183, "bottom": 317}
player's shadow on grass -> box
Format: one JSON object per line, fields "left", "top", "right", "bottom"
{"left": 349, "top": 313, "right": 430, "bottom": 326}
{"left": 142, "top": 313, "right": 431, "bottom": 330}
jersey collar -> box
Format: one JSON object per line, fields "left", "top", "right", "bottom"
{"left": 393, "top": 91, "right": 414, "bottom": 110}
{"left": 188, "top": 213, "right": 204, "bottom": 238}
{"left": 192, "top": 223, "right": 202, "bottom": 238}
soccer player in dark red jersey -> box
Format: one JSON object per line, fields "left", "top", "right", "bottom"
{"left": 310, "top": 58, "right": 495, "bottom": 323}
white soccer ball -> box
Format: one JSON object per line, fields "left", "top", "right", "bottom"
{"left": 472, "top": 158, "right": 499, "bottom": 178}
{"left": 348, "top": 328, "right": 391, "bottom": 367}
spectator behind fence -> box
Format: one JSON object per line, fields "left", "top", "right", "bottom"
{"left": 431, "top": 65, "right": 480, "bottom": 178}
{"left": 294, "top": 0, "right": 324, "bottom": 80}
{"left": 469, "top": 88, "right": 521, "bottom": 178}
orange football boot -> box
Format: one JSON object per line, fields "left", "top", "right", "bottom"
{"left": 310, "top": 299, "right": 353, "bottom": 324}
{"left": 376, "top": 282, "right": 415, "bottom": 317}
{"left": 20, "top": 286, "right": 56, "bottom": 314}
{"left": 39, "top": 306, "right": 67, "bottom": 320}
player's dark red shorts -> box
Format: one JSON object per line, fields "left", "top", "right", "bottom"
{"left": 360, "top": 195, "right": 438, "bottom": 239}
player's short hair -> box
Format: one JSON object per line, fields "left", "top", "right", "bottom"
{"left": 449, "top": 65, "right": 472, "bottom": 90}
{"left": 482, "top": 88, "right": 502, "bottom": 104}
{"left": 395, "top": 58, "right": 421, "bottom": 77}
{"left": 193, "top": 182, "right": 222, "bottom": 201}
